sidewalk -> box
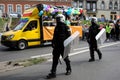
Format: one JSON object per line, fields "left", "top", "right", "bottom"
{"left": 0, "top": 61, "right": 23, "bottom": 73}
{"left": 0, "top": 54, "right": 51, "bottom": 73}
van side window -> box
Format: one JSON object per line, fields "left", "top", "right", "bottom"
{"left": 43, "top": 21, "right": 56, "bottom": 27}
{"left": 24, "top": 20, "right": 37, "bottom": 31}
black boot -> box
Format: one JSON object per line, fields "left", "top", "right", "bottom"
{"left": 89, "top": 58, "right": 95, "bottom": 62}
{"left": 98, "top": 53, "right": 102, "bottom": 60}
{"left": 64, "top": 56, "right": 71, "bottom": 75}
{"left": 46, "top": 73, "right": 56, "bottom": 79}
{"left": 89, "top": 49, "right": 95, "bottom": 62}
{"left": 96, "top": 49, "right": 102, "bottom": 60}
{"left": 65, "top": 69, "right": 72, "bottom": 75}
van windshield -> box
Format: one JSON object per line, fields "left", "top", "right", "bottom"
{"left": 13, "top": 22, "right": 27, "bottom": 31}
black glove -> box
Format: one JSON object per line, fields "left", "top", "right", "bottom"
{"left": 52, "top": 43, "right": 55, "bottom": 48}
{"left": 87, "top": 39, "right": 90, "bottom": 44}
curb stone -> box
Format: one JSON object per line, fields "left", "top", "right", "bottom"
{"left": 0, "top": 61, "right": 24, "bottom": 73}
{"left": 0, "top": 55, "right": 52, "bottom": 73}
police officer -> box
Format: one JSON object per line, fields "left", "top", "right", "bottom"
{"left": 115, "top": 19, "right": 120, "bottom": 40}
{"left": 87, "top": 18, "right": 102, "bottom": 62}
{"left": 46, "top": 14, "right": 72, "bottom": 79}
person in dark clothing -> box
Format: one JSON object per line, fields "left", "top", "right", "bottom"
{"left": 46, "top": 14, "right": 72, "bottom": 79}
{"left": 115, "top": 19, "right": 120, "bottom": 40}
{"left": 110, "top": 23, "right": 116, "bottom": 40}
{"left": 6, "top": 23, "right": 10, "bottom": 31}
{"left": 87, "top": 18, "right": 102, "bottom": 62}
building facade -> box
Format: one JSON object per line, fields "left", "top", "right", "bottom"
{"left": 97, "top": 0, "right": 120, "bottom": 20}
{"left": 0, "top": 0, "right": 119, "bottom": 20}
{"left": 72, "top": 0, "right": 120, "bottom": 20}
{"left": 0, "top": 0, "right": 72, "bottom": 15}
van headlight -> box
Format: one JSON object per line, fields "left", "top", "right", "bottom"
{"left": 7, "top": 34, "right": 14, "bottom": 40}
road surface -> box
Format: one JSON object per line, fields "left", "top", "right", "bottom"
{"left": 0, "top": 41, "right": 120, "bottom": 80}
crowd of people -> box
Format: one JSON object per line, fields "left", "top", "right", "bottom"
{"left": 82, "top": 19, "right": 120, "bottom": 42}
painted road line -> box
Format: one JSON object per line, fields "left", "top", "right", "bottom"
{"left": 30, "top": 53, "right": 51, "bottom": 58}
{"left": 70, "top": 41, "right": 120, "bottom": 57}
{"left": 100, "top": 41, "right": 120, "bottom": 48}
{"left": 73, "top": 47, "right": 89, "bottom": 51}
{"left": 31, "top": 41, "right": 120, "bottom": 62}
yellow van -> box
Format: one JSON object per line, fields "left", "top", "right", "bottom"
{"left": 1, "top": 4, "right": 82, "bottom": 50}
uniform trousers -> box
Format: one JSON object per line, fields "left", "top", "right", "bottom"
{"left": 51, "top": 47, "right": 71, "bottom": 73}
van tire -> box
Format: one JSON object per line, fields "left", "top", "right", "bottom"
{"left": 17, "top": 40, "right": 27, "bottom": 50}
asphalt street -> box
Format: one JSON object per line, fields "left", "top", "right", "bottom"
{"left": 0, "top": 40, "right": 87, "bottom": 62}
{"left": 0, "top": 41, "right": 120, "bottom": 80}
{"left": 0, "top": 44, "right": 53, "bottom": 62}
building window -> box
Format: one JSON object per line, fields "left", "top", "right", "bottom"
{"left": 109, "top": 2, "right": 113, "bottom": 10}
{"left": 24, "top": 4, "right": 31, "bottom": 10}
{"left": 0, "top": 4, "right": 5, "bottom": 13}
{"left": 86, "top": 1, "right": 97, "bottom": 11}
{"left": 79, "top": 1, "right": 83, "bottom": 8}
{"left": 73, "top": 2, "right": 77, "bottom": 8}
{"left": 87, "top": 2, "right": 90, "bottom": 10}
{"left": 16, "top": 4, "right": 22, "bottom": 14}
{"left": 93, "top": 2, "right": 96, "bottom": 11}
{"left": 114, "top": 1, "right": 118, "bottom": 10}
{"left": 8, "top": 4, "right": 13, "bottom": 14}
{"left": 101, "top": 1, "right": 105, "bottom": 10}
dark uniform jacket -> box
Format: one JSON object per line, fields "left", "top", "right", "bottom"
{"left": 52, "top": 22, "right": 71, "bottom": 48}
{"left": 87, "top": 23, "right": 100, "bottom": 46}
{"left": 115, "top": 23, "right": 120, "bottom": 34}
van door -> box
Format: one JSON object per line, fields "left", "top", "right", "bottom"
{"left": 22, "top": 20, "right": 41, "bottom": 46}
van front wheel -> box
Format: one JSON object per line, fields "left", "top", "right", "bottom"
{"left": 17, "top": 40, "right": 27, "bottom": 50}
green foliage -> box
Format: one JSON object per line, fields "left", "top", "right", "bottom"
{"left": 80, "top": 20, "right": 107, "bottom": 27}
{"left": 10, "top": 18, "right": 20, "bottom": 29}
{"left": 80, "top": 20, "right": 91, "bottom": 26}
{"left": 97, "top": 22, "right": 106, "bottom": 25}
{"left": 0, "top": 18, "right": 6, "bottom": 32}
{"left": 19, "top": 58, "right": 47, "bottom": 67}
{"left": 0, "top": 18, "right": 20, "bottom": 32}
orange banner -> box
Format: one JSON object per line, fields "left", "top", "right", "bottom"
{"left": 43, "top": 26, "right": 83, "bottom": 41}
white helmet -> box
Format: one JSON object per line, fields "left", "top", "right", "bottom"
{"left": 56, "top": 14, "right": 65, "bottom": 23}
